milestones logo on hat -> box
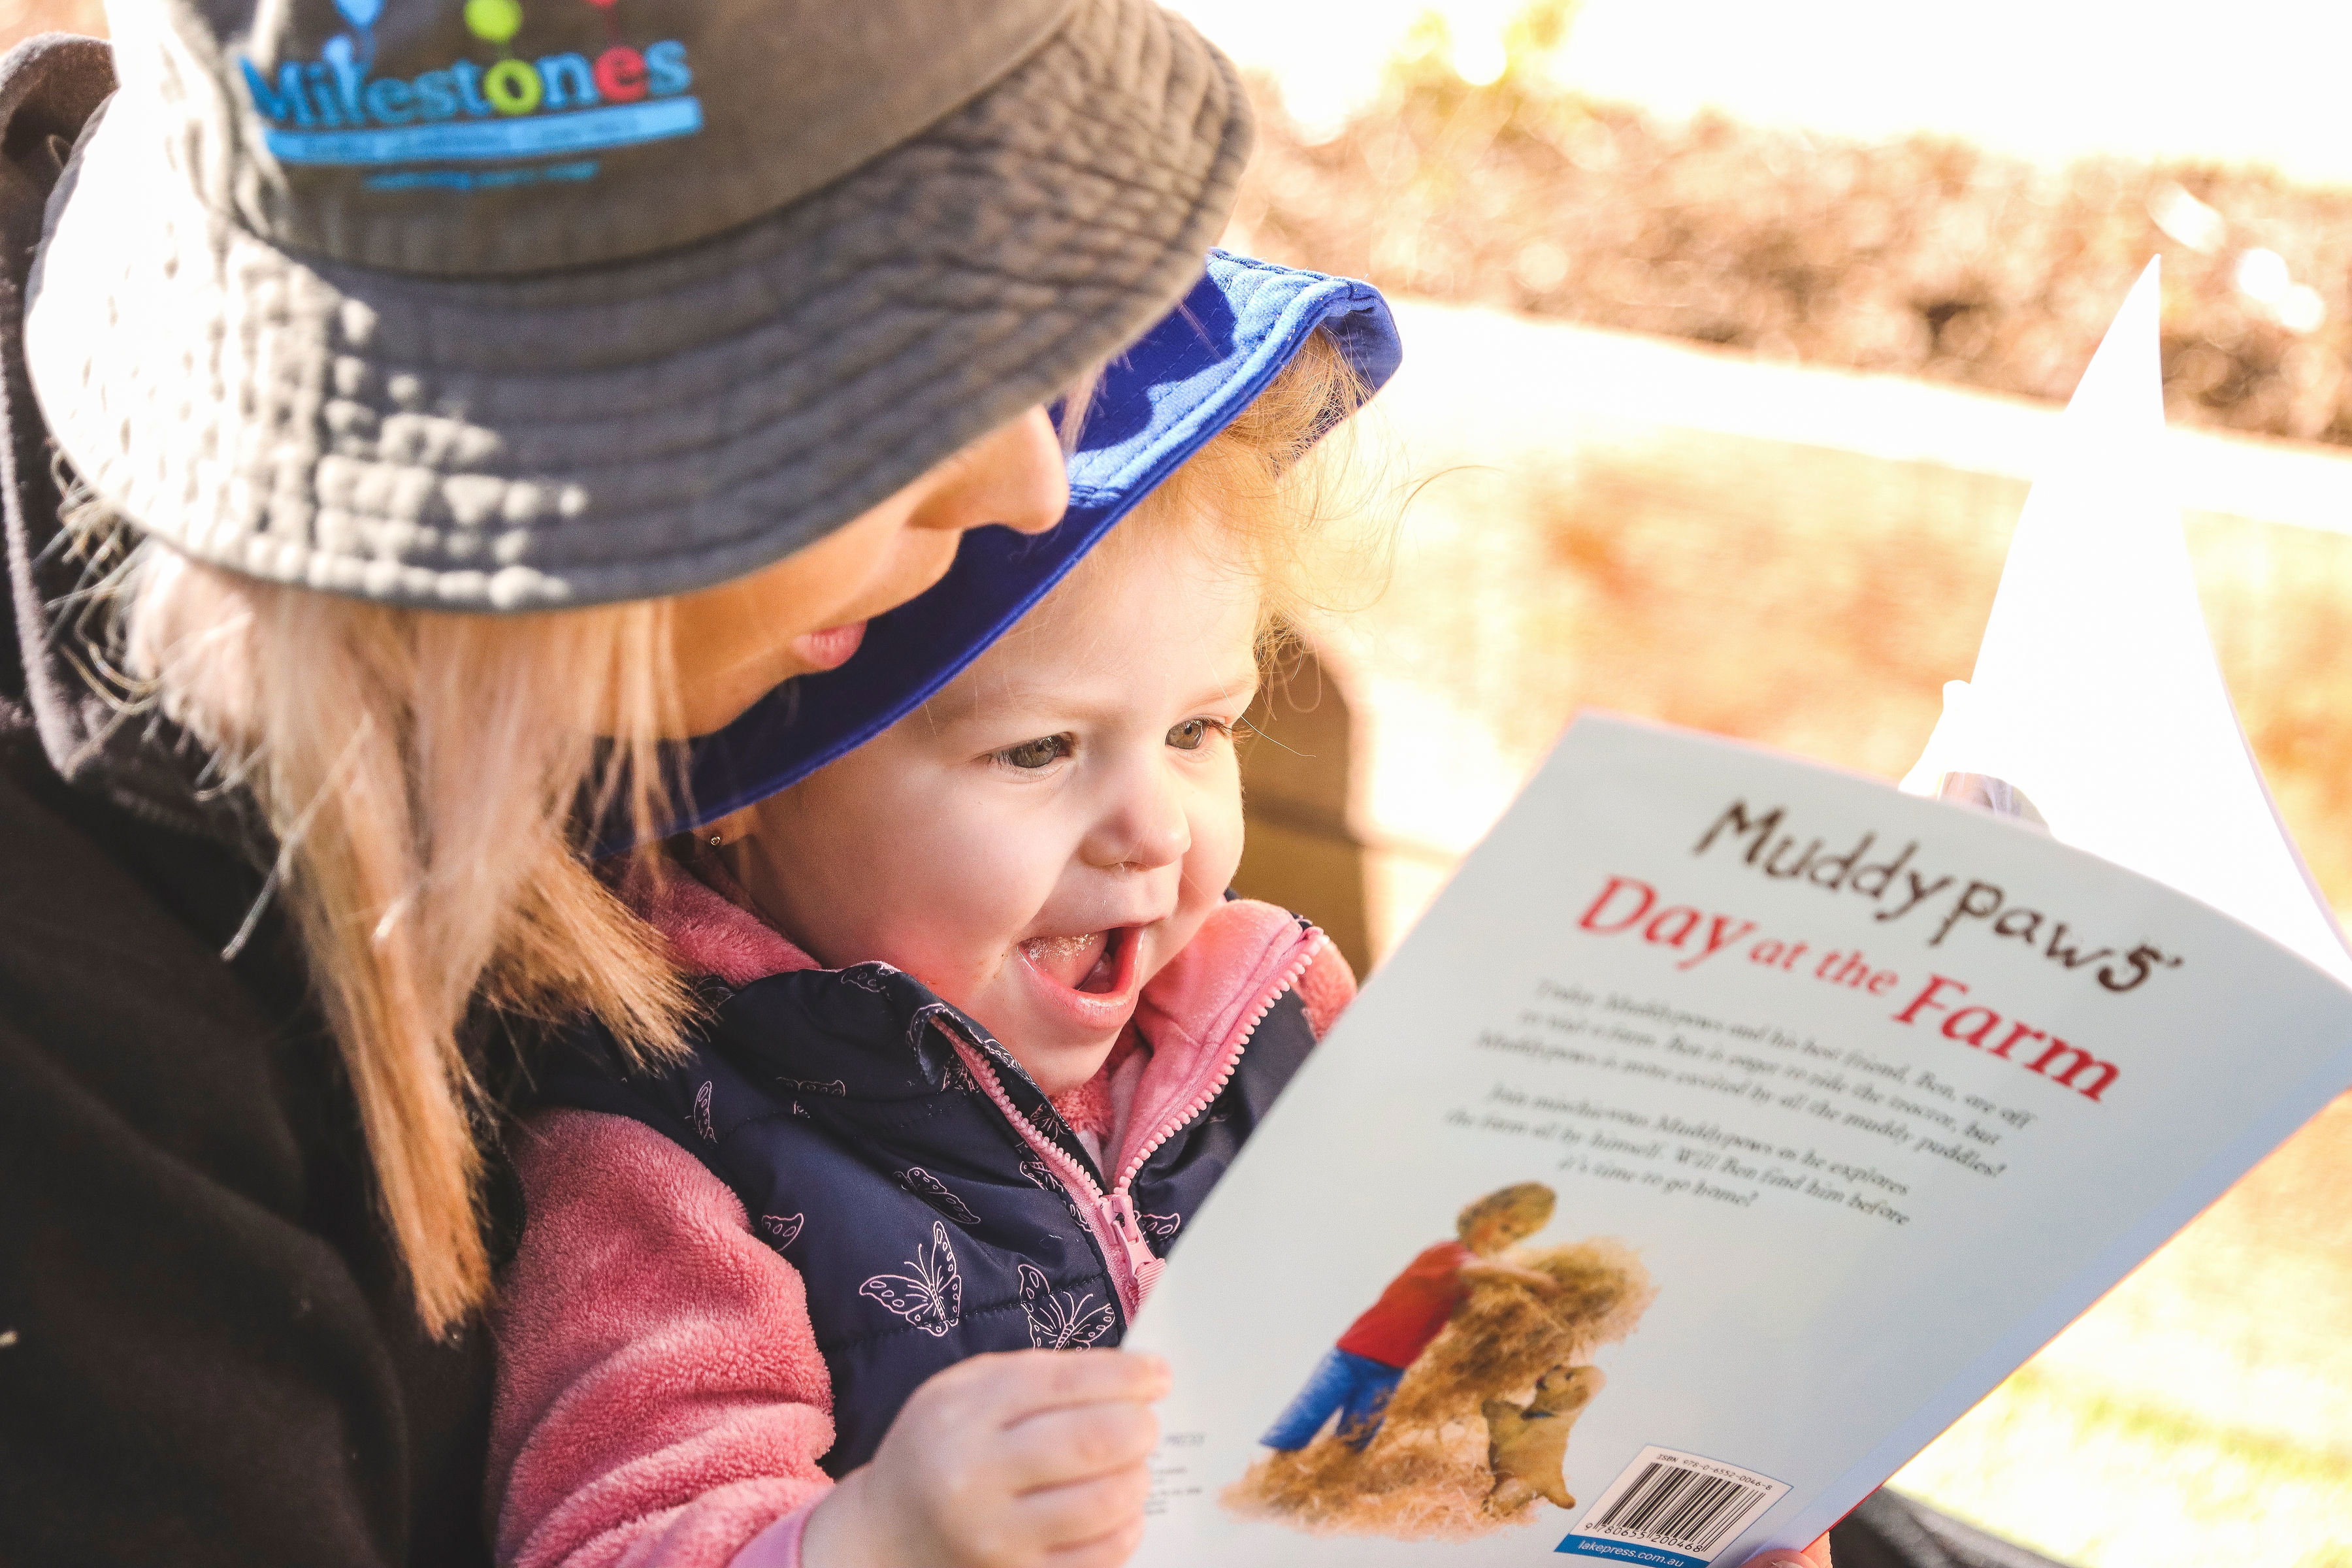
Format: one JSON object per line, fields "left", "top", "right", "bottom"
{"left": 238, "top": 0, "right": 700, "bottom": 193}
{"left": 187, "top": 0, "right": 1090, "bottom": 274}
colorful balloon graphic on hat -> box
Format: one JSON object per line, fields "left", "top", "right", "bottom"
{"left": 333, "top": 0, "right": 383, "bottom": 27}
{"left": 464, "top": 0, "right": 524, "bottom": 44}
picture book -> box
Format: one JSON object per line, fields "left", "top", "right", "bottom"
{"left": 1124, "top": 261, "right": 2352, "bottom": 1566}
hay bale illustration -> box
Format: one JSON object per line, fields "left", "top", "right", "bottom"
{"left": 1224, "top": 1237, "right": 1655, "bottom": 1540}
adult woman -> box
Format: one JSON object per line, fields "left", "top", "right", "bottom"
{"left": 0, "top": 2, "right": 1251, "bottom": 1562}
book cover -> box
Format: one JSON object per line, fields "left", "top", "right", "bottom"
{"left": 1125, "top": 262, "right": 2352, "bottom": 1565}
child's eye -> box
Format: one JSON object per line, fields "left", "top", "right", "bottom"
{"left": 996, "top": 734, "right": 1073, "bottom": 770}
{"left": 1166, "top": 718, "right": 1227, "bottom": 752}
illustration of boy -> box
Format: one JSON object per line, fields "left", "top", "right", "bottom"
{"left": 1260, "top": 1183, "right": 1561, "bottom": 1452}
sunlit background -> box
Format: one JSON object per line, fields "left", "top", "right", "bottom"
{"left": 1183, "top": 0, "right": 2352, "bottom": 182}
{"left": 1165, "top": 4, "right": 2352, "bottom": 1566}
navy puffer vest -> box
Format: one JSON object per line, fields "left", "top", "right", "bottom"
{"left": 536, "top": 917, "right": 1322, "bottom": 1475}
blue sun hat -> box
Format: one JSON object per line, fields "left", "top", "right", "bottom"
{"left": 656, "top": 251, "right": 1401, "bottom": 843}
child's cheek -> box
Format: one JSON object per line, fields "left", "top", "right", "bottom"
{"left": 943, "top": 811, "right": 1051, "bottom": 950}
{"left": 1190, "top": 769, "right": 1249, "bottom": 903}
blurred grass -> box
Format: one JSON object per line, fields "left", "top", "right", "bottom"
{"left": 1230, "top": 25, "right": 2352, "bottom": 449}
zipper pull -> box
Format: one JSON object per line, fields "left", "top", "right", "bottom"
{"left": 1100, "top": 1189, "right": 1166, "bottom": 1296}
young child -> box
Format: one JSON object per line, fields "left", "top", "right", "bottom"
{"left": 489, "top": 304, "right": 1394, "bottom": 1568}
{"left": 1259, "top": 1183, "right": 1561, "bottom": 1454}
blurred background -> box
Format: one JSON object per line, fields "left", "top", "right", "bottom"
{"left": 7, "top": 0, "right": 2345, "bottom": 1562}
{"left": 1165, "top": 3, "right": 2352, "bottom": 1565}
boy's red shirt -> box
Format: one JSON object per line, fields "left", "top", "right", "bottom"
{"left": 1335, "top": 1240, "right": 1476, "bottom": 1369}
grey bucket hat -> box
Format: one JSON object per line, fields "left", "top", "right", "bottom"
{"left": 23, "top": 0, "right": 1250, "bottom": 610}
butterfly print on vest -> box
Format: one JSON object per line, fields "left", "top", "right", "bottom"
{"left": 760, "top": 1213, "right": 805, "bottom": 1249}
{"left": 778, "top": 1075, "right": 847, "bottom": 1098}
{"left": 896, "top": 1166, "right": 981, "bottom": 1226}
{"left": 692, "top": 1081, "right": 716, "bottom": 1143}
{"left": 840, "top": 963, "right": 898, "bottom": 994}
{"left": 1017, "top": 1262, "right": 1115, "bottom": 1350}
{"left": 1138, "top": 1212, "right": 1181, "bottom": 1242}
{"left": 858, "top": 1220, "right": 962, "bottom": 1337}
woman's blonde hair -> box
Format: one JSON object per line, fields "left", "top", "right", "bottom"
{"left": 66, "top": 514, "right": 695, "bottom": 1337}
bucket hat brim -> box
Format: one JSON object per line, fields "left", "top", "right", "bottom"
{"left": 654, "top": 250, "right": 1401, "bottom": 847}
{"left": 24, "top": 0, "right": 1250, "bottom": 612}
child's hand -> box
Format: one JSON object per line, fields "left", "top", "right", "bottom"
{"left": 804, "top": 1348, "right": 1171, "bottom": 1568}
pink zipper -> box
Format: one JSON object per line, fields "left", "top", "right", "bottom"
{"left": 951, "top": 1035, "right": 1158, "bottom": 1313}
{"left": 1111, "top": 934, "right": 1324, "bottom": 1194}
{"left": 946, "top": 930, "right": 1328, "bottom": 1321}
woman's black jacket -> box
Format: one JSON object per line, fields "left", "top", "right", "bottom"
{"left": 0, "top": 35, "right": 507, "bottom": 1568}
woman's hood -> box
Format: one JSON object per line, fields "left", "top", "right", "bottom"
{"left": 0, "top": 36, "right": 263, "bottom": 854}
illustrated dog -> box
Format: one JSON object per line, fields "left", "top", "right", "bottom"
{"left": 1483, "top": 1364, "right": 1606, "bottom": 1512}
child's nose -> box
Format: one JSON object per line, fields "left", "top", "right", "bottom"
{"left": 1081, "top": 767, "right": 1191, "bottom": 874}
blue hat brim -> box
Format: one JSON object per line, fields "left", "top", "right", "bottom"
{"left": 642, "top": 252, "right": 1401, "bottom": 847}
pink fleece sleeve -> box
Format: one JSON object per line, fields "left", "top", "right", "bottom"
{"left": 490, "top": 1108, "right": 837, "bottom": 1568}
{"left": 1296, "top": 938, "right": 1358, "bottom": 1038}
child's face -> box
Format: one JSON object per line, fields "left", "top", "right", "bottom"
{"left": 730, "top": 523, "right": 1260, "bottom": 1095}
{"left": 1465, "top": 1211, "right": 1541, "bottom": 1256}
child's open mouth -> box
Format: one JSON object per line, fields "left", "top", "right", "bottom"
{"left": 1019, "top": 926, "right": 1133, "bottom": 996}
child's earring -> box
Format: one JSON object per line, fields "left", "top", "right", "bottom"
{"left": 701, "top": 814, "right": 751, "bottom": 854}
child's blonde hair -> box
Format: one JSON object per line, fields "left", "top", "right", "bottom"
{"left": 1061, "top": 328, "right": 1382, "bottom": 660}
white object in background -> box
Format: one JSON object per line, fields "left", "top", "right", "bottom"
{"left": 1899, "top": 258, "right": 2352, "bottom": 985}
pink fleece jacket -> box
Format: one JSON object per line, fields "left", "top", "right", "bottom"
{"left": 488, "top": 876, "right": 1355, "bottom": 1568}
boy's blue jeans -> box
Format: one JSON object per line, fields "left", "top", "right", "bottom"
{"left": 1260, "top": 1347, "right": 1406, "bottom": 1452}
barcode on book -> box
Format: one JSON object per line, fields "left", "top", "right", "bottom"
{"left": 1562, "top": 1446, "right": 1789, "bottom": 1565}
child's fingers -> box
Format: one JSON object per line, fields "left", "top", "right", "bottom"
{"left": 979, "top": 1347, "right": 1172, "bottom": 1422}
{"left": 1741, "top": 1533, "right": 1833, "bottom": 1568}
{"left": 1015, "top": 1454, "right": 1154, "bottom": 1537}
{"left": 1039, "top": 1510, "right": 1149, "bottom": 1568}
{"left": 1000, "top": 1397, "right": 1161, "bottom": 1490}
{"left": 1017, "top": 1466, "right": 1152, "bottom": 1567}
